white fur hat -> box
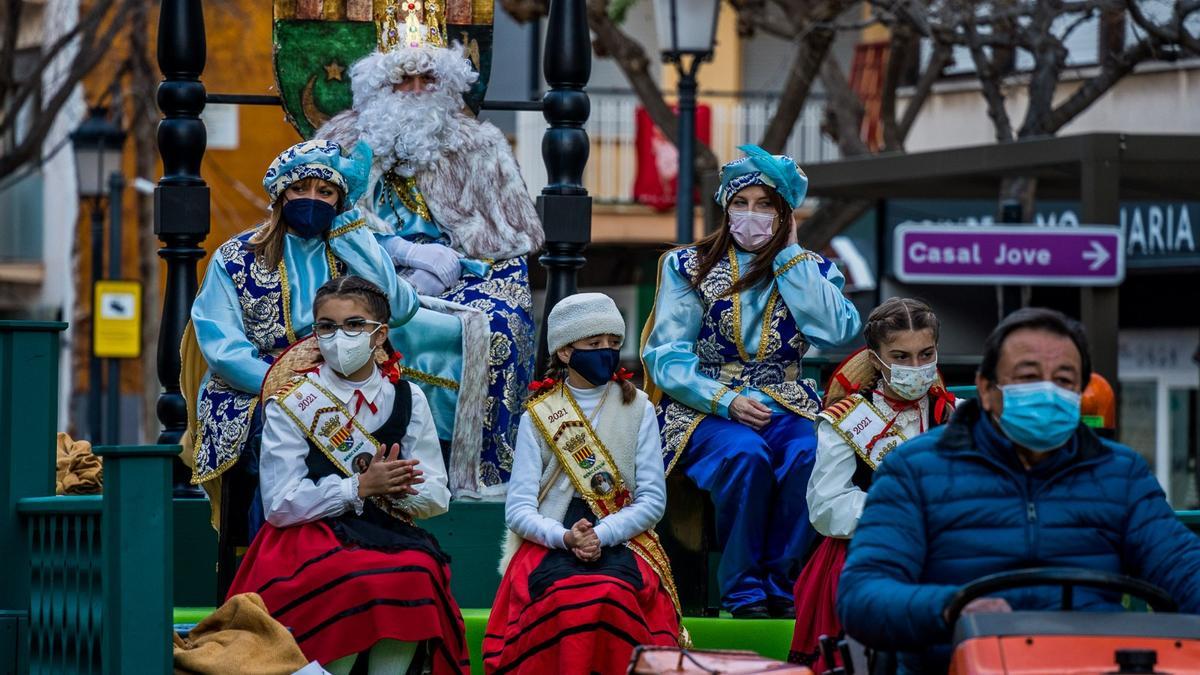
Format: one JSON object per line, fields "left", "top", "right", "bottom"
{"left": 547, "top": 293, "right": 625, "bottom": 355}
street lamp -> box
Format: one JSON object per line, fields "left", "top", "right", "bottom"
{"left": 71, "top": 107, "right": 126, "bottom": 444}
{"left": 654, "top": 0, "right": 720, "bottom": 244}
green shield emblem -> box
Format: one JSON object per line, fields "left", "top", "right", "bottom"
{"left": 273, "top": 0, "right": 494, "bottom": 139}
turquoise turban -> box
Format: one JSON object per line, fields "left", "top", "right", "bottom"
{"left": 262, "top": 139, "right": 372, "bottom": 205}
{"left": 714, "top": 144, "right": 809, "bottom": 210}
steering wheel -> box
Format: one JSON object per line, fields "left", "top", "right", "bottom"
{"left": 942, "top": 567, "right": 1177, "bottom": 627}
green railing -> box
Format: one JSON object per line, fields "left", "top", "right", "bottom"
{"left": 19, "top": 497, "right": 103, "bottom": 675}
{"left": 1, "top": 322, "right": 176, "bottom": 674}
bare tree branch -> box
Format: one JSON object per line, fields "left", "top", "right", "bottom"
{"left": 897, "top": 41, "right": 950, "bottom": 139}
{"left": 1018, "top": 0, "right": 1068, "bottom": 136}
{"left": 0, "top": 1, "right": 133, "bottom": 178}
{"left": 962, "top": 14, "right": 1014, "bottom": 141}
{"left": 819, "top": 56, "right": 871, "bottom": 157}
{"left": 880, "top": 22, "right": 913, "bottom": 151}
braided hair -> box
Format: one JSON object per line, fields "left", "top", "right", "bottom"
{"left": 863, "top": 297, "right": 939, "bottom": 352}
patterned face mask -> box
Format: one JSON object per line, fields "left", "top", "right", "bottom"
{"left": 874, "top": 351, "right": 939, "bottom": 401}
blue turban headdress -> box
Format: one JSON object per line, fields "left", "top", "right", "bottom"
{"left": 714, "top": 144, "right": 809, "bottom": 210}
{"left": 262, "top": 139, "right": 372, "bottom": 205}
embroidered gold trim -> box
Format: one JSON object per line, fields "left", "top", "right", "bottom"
{"left": 820, "top": 393, "right": 908, "bottom": 470}
{"left": 278, "top": 261, "right": 298, "bottom": 344}
{"left": 709, "top": 385, "right": 732, "bottom": 415}
{"left": 384, "top": 172, "right": 433, "bottom": 222}
{"left": 328, "top": 217, "right": 367, "bottom": 239}
{"left": 727, "top": 247, "right": 782, "bottom": 363}
{"left": 775, "top": 250, "right": 824, "bottom": 277}
{"left": 760, "top": 386, "right": 818, "bottom": 421}
{"left": 403, "top": 367, "right": 460, "bottom": 391}
{"left": 191, "top": 396, "right": 259, "bottom": 485}
{"left": 665, "top": 412, "right": 705, "bottom": 477}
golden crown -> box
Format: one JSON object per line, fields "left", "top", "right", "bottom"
{"left": 378, "top": 0, "right": 446, "bottom": 50}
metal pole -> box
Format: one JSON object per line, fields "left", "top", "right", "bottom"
{"left": 675, "top": 59, "right": 698, "bottom": 245}
{"left": 997, "top": 199, "right": 1025, "bottom": 319}
{"left": 536, "top": 0, "right": 592, "bottom": 374}
{"left": 106, "top": 172, "right": 124, "bottom": 445}
{"left": 156, "top": 0, "right": 210, "bottom": 497}
{"left": 89, "top": 199, "right": 104, "bottom": 442}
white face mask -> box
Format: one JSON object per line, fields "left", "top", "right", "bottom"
{"left": 874, "top": 351, "right": 938, "bottom": 401}
{"left": 319, "top": 328, "right": 379, "bottom": 377}
{"left": 728, "top": 210, "right": 777, "bottom": 251}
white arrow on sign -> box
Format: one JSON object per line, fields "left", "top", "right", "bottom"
{"left": 1082, "top": 240, "right": 1110, "bottom": 271}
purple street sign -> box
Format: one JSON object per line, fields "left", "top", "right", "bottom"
{"left": 894, "top": 225, "right": 1125, "bottom": 286}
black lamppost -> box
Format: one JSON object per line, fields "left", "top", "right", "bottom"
{"left": 71, "top": 107, "right": 126, "bottom": 444}
{"left": 654, "top": 0, "right": 720, "bottom": 245}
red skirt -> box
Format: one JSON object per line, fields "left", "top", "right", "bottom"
{"left": 482, "top": 540, "right": 680, "bottom": 674}
{"left": 226, "top": 521, "right": 470, "bottom": 672}
{"left": 789, "top": 537, "right": 849, "bottom": 670}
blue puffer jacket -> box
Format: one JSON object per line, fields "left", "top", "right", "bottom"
{"left": 837, "top": 398, "right": 1200, "bottom": 674}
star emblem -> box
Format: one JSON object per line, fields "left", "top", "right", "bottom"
{"left": 323, "top": 61, "right": 345, "bottom": 82}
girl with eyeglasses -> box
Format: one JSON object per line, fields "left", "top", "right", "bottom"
{"left": 185, "top": 140, "right": 418, "bottom": 585}
{"left": 226, "top": 275, "right": 466, "bottom": 675}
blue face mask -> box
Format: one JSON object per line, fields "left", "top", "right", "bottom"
{"left": 281, "top": 198, "right": 337, "bottom": 238}
{"left": 568, "top": 348, "right": 621, "bottom": 387}
{"left": 996, "top": 381, "right": 1082, "bottom": 452}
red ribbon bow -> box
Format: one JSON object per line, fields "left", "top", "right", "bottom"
{"left": 380, "top": 351, "right": 404, "bottom": 384}
{"left": 528, "top": 377, "right": 557, "bottom": 393}
{"left": 611, "top": 367, "right": 634, "bottom": 382}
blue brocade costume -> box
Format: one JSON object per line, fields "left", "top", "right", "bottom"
{"left": 643, "top": 243, "right": 861, "bottom": 611}
{"left": 189, "top": 220, "right": 418, "bottom": 484}
{"left": 371, "top": 177, "right": 536, "bottom": 499}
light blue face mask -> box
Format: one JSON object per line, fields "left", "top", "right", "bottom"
{"left": 996, "top": 381, "right": 1082, "bottom": 452}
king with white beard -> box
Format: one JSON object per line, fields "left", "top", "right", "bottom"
{"left": 317, "top": 12, "right": 543, "bottom": 499}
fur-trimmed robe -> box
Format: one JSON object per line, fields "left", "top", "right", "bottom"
{"left": 317, "top": 109, "right": 544, "bottom": 261}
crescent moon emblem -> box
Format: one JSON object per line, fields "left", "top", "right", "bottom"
{"left": 301, "top": 74, "right": 330, "bottom": 132}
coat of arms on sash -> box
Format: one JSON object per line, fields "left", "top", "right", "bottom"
{"left": 272, "top": 0, "right": 495, "bottom": 139}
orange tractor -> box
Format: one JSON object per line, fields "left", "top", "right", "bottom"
{"left": 944, "top": 568, "right": 1200, "bottom": 674}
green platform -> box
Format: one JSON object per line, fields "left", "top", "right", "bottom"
{"left": 175, "top": 607, "right": 794, "bottom": 673}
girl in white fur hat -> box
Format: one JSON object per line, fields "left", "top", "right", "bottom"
{"left": 483, "top": 292, "right": 683, "bottom": 674}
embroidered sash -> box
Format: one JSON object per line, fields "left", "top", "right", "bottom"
{"left": 527, "top": 384, "right": 686, "bottom": 631}
{"left": 820, "top": 395, "right": 909, "bottom": 469}
{"left": 274, "top": 376, "right": 411, "bottom": 522}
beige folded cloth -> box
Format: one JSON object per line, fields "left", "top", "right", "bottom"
{"left": 173, "top": 593, "right": 310, "bottom": 675}
{"left": 55, "top": 432, "right": 103, "bottom": 495}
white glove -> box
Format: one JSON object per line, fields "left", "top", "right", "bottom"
{"left": 405, "top": 242, "right": 462, "bottom": 288}
{"left": 383, "top": 236, "right": 462, "bottom": 288}
{"left": 400, "top": 268, "right": 449, "bottom": 297}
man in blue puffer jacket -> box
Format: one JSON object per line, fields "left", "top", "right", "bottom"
{"left": 838, "top": 307, "right": 1200, "bottom": 674}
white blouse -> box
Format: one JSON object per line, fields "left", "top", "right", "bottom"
{"left": 259, "top": 365, "right": 450, "bottom": 527}
{"left": 506, "top": 382, "right": 667, "bottom": 549}
{"left": 807, "top": 392, "right": 932, "bottom": 539}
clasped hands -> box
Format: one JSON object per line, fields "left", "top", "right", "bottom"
{"left": 383, "top": 237, "right": 462, "bottom": 297}
{"left": 563, "top": 518, "right": 601, "bottom": 563}
{"left": 357, "top": 443, "right": 425, "bottom": 499}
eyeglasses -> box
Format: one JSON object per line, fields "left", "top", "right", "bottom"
{"left": 312, "top": 319, "right": 382, "bottom": 339}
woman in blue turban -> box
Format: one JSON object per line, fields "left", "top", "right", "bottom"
{"left": 642, "top": 145, "right": 862, "bottom": 617}
{"left": 185, "top": 139, "right": 419, "bottom": 587}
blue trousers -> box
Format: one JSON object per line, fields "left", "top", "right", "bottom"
{"left": 681, "top": 412, "right": 819, "bottom": 611}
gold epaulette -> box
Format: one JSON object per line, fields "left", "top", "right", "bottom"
{"left": 820, "top": 394, "right": 863, "bottom": 422}
{"left": 269, "top": 375, "right": 309, "bottom": 402}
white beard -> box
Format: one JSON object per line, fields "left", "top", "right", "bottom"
{"left": 356, "top": 88, "right": 465, "bottom": 177}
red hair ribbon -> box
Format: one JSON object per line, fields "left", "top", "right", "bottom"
{"left": 929, "top": 385, "right": 956, "bottom": 425}
{"left": 612, "top": 367, "right": 634, "bottom": 382}
{"left": 528, "top": 377, "right": 557, "bottom": 393}
{"left": 380, "top": 351, "right": 404, "bottom": 384}
{"left": 834, "top": 372, "right": 860, "bottom": 394}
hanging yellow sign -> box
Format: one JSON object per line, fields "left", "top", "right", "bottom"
{"left": 93, "top": 280, "right": 141, "bottom": 358}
